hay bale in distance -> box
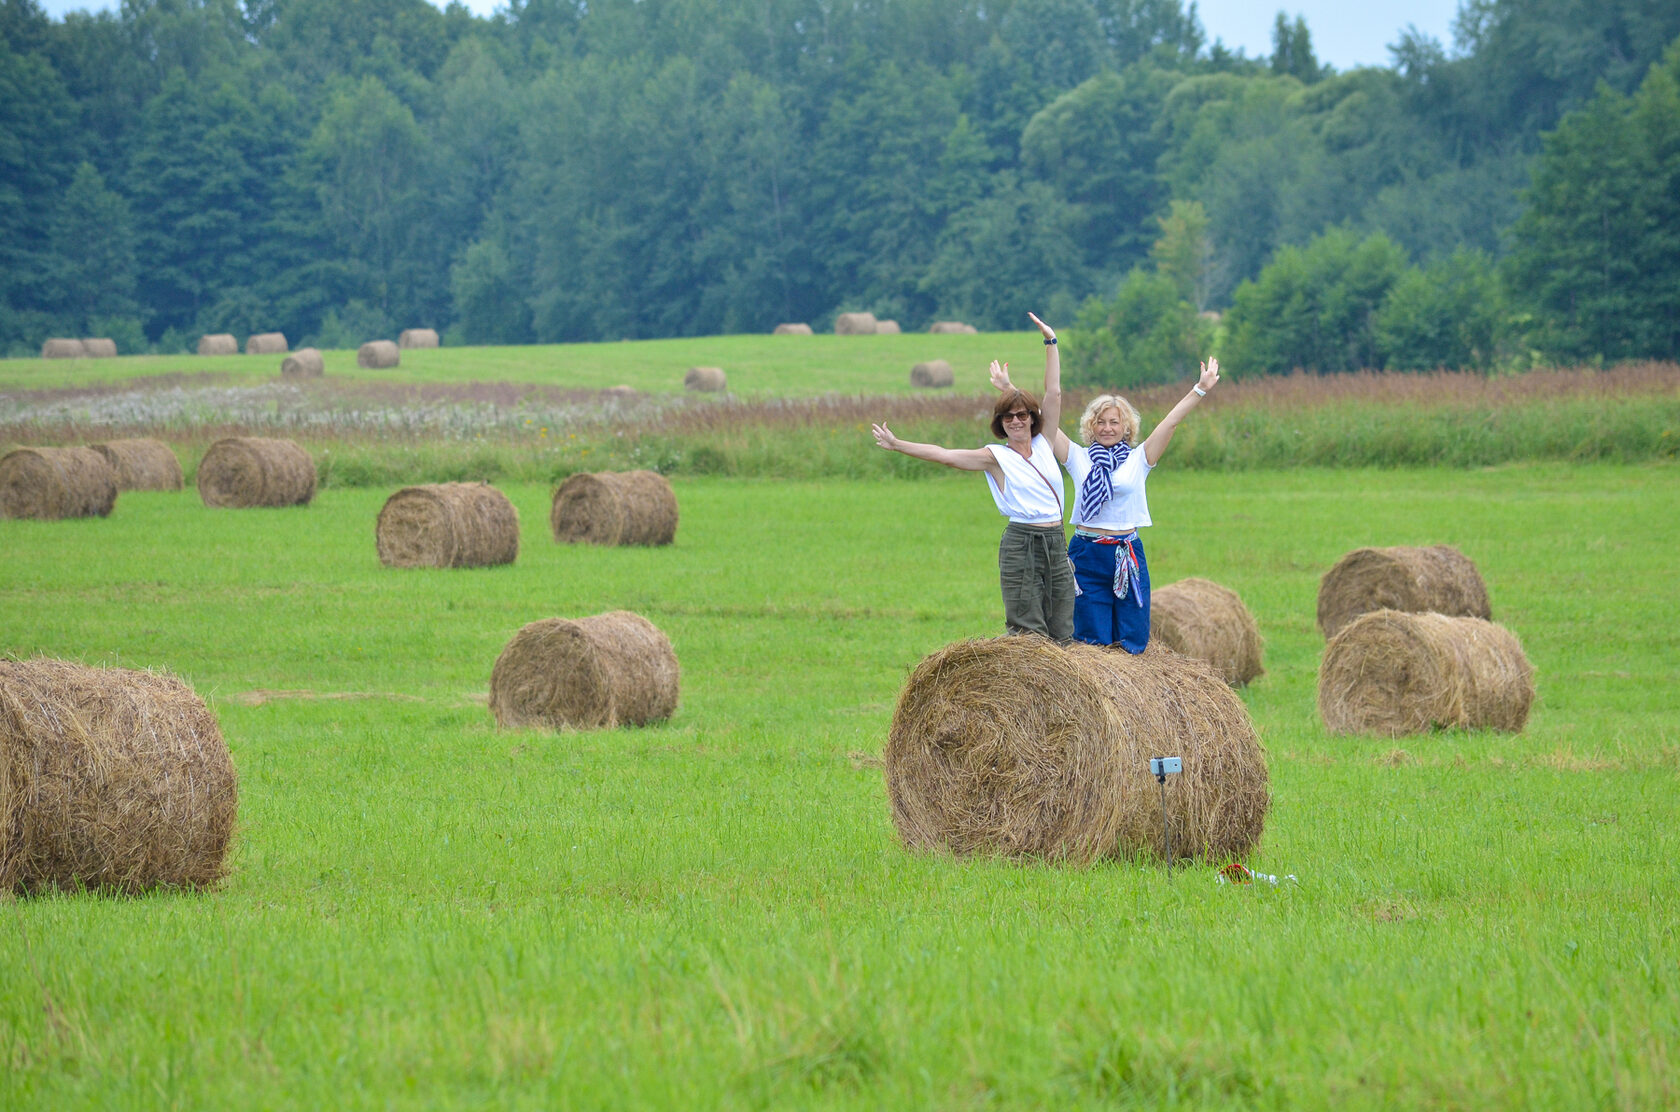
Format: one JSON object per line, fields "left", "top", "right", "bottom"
{"left": 1317, "top": 545, "right": 1490, "bottom": 639}
{"left": 398, "top": 328, "right": 439, "bottom": 349}
{"left": 875, "top": 319, "right": 902, "bottom": 334}
{"left": 357, "top": 340, "right": 401, "bottom": 369}
{"left": 245, "top": 332, "right": 288, "bottom": 354}
{"left": 1149, "top": 578, "right": 1264, "bottom": 686}
{"left": 0, "top": 447, "right": 118, "bottom": 519}
{"left": 602, "top": 384, "right": 637, "bottom": 398}
{"left": 40, "top": 338, "right": 85, "bottom": 358}
{"left": 376, "top": 482, "right": 519, "bottom": 568}
{"left": 196, "top": 437, "right": 315, "bottom": 508}
{"left": 88, "top": 438, "right": 183, "bottom": 492}
{"left": 885, "top": 637, "right": 1269, "bottom": 865}
{"left": 551, "top": 469, "right": 678, "bottom": 546}
{"left": 929, "top": 321, "right": 978, "bottom": 334}
{"left": 684, "top": 366, "right": 727, "bottom": 392}
{"left": 281, "top": 347, "right": 325, "bottom": 378}
{"left": 489, "top": 611, "right": 680, "bottom": 730}
{"left": 1318, "top": 610, "right": 1534, "bottom": 736}
{"left": 834, "top": 312, "right": 878, "bottom": 335}
{"left": 197, "top": 333, "right": 237, "bottom": 355}
{"left": 910, "top": 359, "right": 954, "bottom": 388}
{"left": 81, "top": 338, "right": 117, "bottom": 357}
{"left": 773, "top": 323, "right": 813, "bottom": 335}
{"left": 0, "top": 658, "right": 237, "bottom": 894}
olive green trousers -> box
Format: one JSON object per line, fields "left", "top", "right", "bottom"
{"left": 997, "top": 521, "right": 1074, "bottom": 640}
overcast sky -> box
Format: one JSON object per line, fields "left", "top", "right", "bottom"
{"left": 32, "top": 0, "right": 1465, "bottom": 72}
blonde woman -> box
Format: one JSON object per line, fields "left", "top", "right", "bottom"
{"left": 993, "top": 345, "right": 1220, "bottom": 650}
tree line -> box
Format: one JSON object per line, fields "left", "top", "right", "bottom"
{"left": 2, "top": 0, "right": 1677, "bottom": 381}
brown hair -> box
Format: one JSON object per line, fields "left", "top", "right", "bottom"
{"left": 990, "top": 389, "right": 1043, "bottom": 439}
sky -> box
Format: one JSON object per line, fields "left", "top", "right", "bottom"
{"left": 33, "top": 0, "right": 1466, "bottom": 72}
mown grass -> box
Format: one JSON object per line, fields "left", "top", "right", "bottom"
{"left": 2, "top": 463, "right": 1677, "bottom": 1109}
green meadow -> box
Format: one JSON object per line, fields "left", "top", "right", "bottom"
{"left": 3, "top": 455, "right": 1678, "bottom": 1108}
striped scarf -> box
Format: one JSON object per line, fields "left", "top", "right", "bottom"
{"left": 1077, "top": 441, "right": 1130, "bottom": 522}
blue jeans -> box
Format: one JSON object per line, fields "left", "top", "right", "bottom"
{"left": 1068, "top": 532, "right": 1149, "bottom": 652}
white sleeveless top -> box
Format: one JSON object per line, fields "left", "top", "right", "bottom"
{"left": 983, "top": 435, "right": 1065, "bottom": 524}
{"left": 1064, "top": 440, "right": 1153, "bottom": 529}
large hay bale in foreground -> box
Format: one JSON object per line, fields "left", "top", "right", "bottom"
{"left": 886, "top": 638, "right": 1269, "bottom": 865}
{"left": 490, "top": 611, "right": 680, "bottom": 730}
{"left": 357, "top": 340, "right": 401, "bottom": 369}
{"left": 1318, "top": 610, "right": 1534, "bottom": 736}
{"left": 0, "top": 447, "right": 117, "bottom": 519}
{"left": 910, "top": 359, "right": 953, "bottom": 388}
{"left": 550, "top": 469, "right": 678, "bottom": 546}
{"left": 773, "top": 323, "right": 813, "bottom": 335}
{"left": 376, "top": 482, "right": 519, "bottom": 568}
{"left": 398, "top": 328, "right": 439, "bottom": 349}
{"left": 684, "top": 366, "right": 727, "bottom": 392}
{"left": 929, "top": 320, "right": 978, "bottom": 334}
{"left": 89, "top": 438, "right": 184, "bottom": 492}
{"left": 81, "top": 338, "right": 117, "bottom": 358}
{"left": 875, "top": 319, "right": 901, "bottom": 334}
{"left": 196, "top": 437, "right": 315, "bottom": 508}
{"left": 1317, "top": 545, "right": 1490, "bottom": 638}
{"left": 0, "top": 658, "right": 237, "bottom": 894}
{"left": 197, "top": 333, "right": 237, "bottom": 355}
{"left": 245, "top": 332, "right": 288, "bottom": 354}
{"left": 834, "top": 312, "right": 878, "bottom": 335}
{"left": 280, "top": 347, "right": 324, "bottom": 378}
{"left": 1150, "top": 578, "right": 1264, "bottom": 687}
{"left": 41, "top": 338, "right": 85, "bottom": 358}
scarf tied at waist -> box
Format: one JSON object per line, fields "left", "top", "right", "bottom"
{"left": 1075, "top": 528, "right": 1143, "bottom": 606}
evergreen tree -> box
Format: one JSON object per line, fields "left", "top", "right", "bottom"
{"left": 44, "top": 162, "right": 139, "bottom": 331}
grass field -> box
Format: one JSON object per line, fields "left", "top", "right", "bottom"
{"left": 3, "top": 459, "right": 1677, "bottom": 1108}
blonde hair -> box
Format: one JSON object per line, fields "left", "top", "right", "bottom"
{"left": 1079, "top": 394, "right": 1140, "bottom": 446}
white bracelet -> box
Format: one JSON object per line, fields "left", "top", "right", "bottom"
{"left": 1193, "top": 385, "right": 1207, "bottom": 397}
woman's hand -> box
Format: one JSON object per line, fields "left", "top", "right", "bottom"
{"left": 1198, "top": 357, "right": 1220, "bottom": 393}
{"left": 1028, "top": 311, "right": 1056, "bottom": 343}
{"left": 870, "top": 423, "right": 899, "bottom": 451}
{"left": 988, "top": 360, "right": 1013, "bottom": 391}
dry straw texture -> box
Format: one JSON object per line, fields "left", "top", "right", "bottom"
{"left": 280, "top": 347, "right": 325, "bottom": 378}
{"left": 550, "top": 469, "right": 678, "bottom": 546}
{"left": 89, "top": 438, "right": 183, "bottom": 492}
{"left": 684, "top": 366, "right": 727, "bottom": 392}
{"left": 875, "top": 319, "right": 902, "bottom": 334}
{"left": 911, "top": 360, "right": 954, "bottom": 388}
{"left": 1317, "top": 545, "right": 1491, "bottom": 638}
{"left": 885, "top": 637, "right": 1269, "bottom": 865}
{"left": 602, "top": 384, "right": 637, "bottom": 398}
{"left": 358, "top": 340, "right": 401, "bottom": 368}
{"left": 376, "top": 482, "right": 519, "bottom": 568}
{"left": 40, "top": 338, "right": 85, "bottom": 358}
{"left": 489, "top": 611, "right": 680, "bottom": 730}
{"left": 773, "top": 323, "right": 813, "bottom": 335}
{"left": 245, "top": 332, "right": 288, "bottom": 354}
{"left": 835, "top": 312, "right": 879, "bottom": 335}
{"left": 1149, "top": 578, "right": 1265, "bottom": 686}
{"left": 0, "top": 658, "right": 237, "bottom": 894}
{"left": 197, "top": 437, "right": 316, "bottom": 508}
{"left": 0, "top": 446, "right": 117, "bottom": 519}
{"left": 197, "top": 333, "right": 237, "bottom": 355}
{"left": 1318, "top": 610, "right": 1534, "bottom": 736}
{"left": 81, "top": 338, "right": 117, "bottom": 357}
{"left": 929, "top": 321, "right": 978, "bottom": 334}
{"left": 398, "top": 328, "right": 439, "bottom": 349}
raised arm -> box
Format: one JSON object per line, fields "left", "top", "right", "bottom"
{"left": 872, "top": 423, "right": 1002, "bottom": 481}
{"left": 1027, "top": 312, "right": 1066, "bottom": 460}
{"left": 1141, "top": 358, "right": 1220, "bottom": 466}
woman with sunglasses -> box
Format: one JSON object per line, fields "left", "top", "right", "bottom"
{"left": 870, "top": 312, "right": 1074, "bottom": 640}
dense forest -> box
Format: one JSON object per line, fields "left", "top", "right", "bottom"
{"left": 3, "top": 0, "right": 1678, "bottom": 381}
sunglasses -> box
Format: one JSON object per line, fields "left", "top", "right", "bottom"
{"left": 1001, "top": 410, "right": 1034, "bottom": 422}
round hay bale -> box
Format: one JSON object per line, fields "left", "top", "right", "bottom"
{"left": 602, "top": 384, "right": 637, "bottom": 398}
{"left": 197, "top": 333, "right": 237, "bottom": 355}
{"left": 398, "top": 328, "right": 439, "bottom": 349}
{"left": 885, "top": 638, "right": 1270, "bottom": 865}
{"left": 929, "top": 320, "right": 978, "bottom": 334}
{"left": 40, "top": 338, "right": 86, "bottom": 358}
{"left": 80, "top": 338, "right": 117, "bottom": 358}
{"left": 376, "top": 482, "right": 519, "bottom": 568}
{"left": 489, "top": 611, "right": 680, "bottom": 730}
{"left": 834, "top": 312, "right": 878, "bottom": 335}
{"left": 1317, "top": 545, "right": 1490, "bottom": 638}
{"left": 196, "top": 437, "right": 315, "bottom": 508}
{"left": 1318, "top": 610, "right": 1534, "bottom": 736}
{"left": 875, "top": 319, "right": 902, "bottom": 334}
{"left": 0, "top": 658, "right": 237, "bottom": 894}
{"left": 1149, "top": 578, "right": 1265, "bottom": 687}
{"left": 773, "top": 323, "right": 813, "bottom": 335}
{"left": 88, "top": 438, "right": 183, "bottom": 492}
{"left": 910, "top": 359, "right": 954, "bottom": 388}
{"left": 550, "top": 470, "right": 678, "bottom": 546}
{"left": 245, "top": 332, "right": 288, "bottom": 354}
{"left": 357, "top": 340, "right": 401, "bottom": 369}
{"left": 684, "top": 366, "right": 727, "bottom": 392}
{"left": 0, "top": 447, "right": 118, "bottom": 519}
{"left": 280, "top": 347, "right": 324, "bottom": 378}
